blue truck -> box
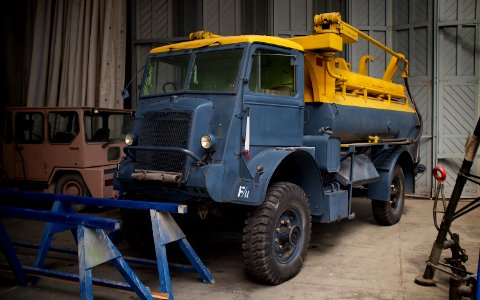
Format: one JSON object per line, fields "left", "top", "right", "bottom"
{"left": 114, "top": 13, "right": 422, "bottom": 284}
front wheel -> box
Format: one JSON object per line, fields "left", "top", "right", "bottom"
{"left": 242, "top": 182, "right": 311, "bottom": 285}
{"left": 371, "top": 164, "right": 405, "bottom": 226}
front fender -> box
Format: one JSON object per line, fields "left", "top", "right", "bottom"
{"left": 231, "top": 148, "right": 323, "bottom": 215}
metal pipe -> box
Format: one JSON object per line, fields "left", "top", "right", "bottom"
{"left": 124, "top": 145, "right": 204, "bottom": 164}
{"left": 341, "top": 21, "right": 408, "bottom": 66}
{"left": 325, "top": 57, "right": 347, "bottom": 81}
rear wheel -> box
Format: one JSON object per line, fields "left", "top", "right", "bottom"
{"left": 242, "top": 182, "right": 311, "bottom": 285}
{"left": 371, "top": 164, "right": 405, "bottom": 225}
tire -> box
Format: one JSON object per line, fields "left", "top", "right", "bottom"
{"left": 371, "top": 164, "right": 405, "bottom": 226}
{"left": 242, "top": 182, "right": 311, "bottom": 285}
{"left": 120, "top": 208, "right": 155, "bottom": 257}
{"left": 55, "top": 174, "right": 88, "bottom": 196}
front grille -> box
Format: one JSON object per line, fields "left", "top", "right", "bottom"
{"left": 136, "top": 110, "right": 193, "bottom": 173}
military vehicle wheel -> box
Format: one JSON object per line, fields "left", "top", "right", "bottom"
{"left": 242, "top": 182, "right": 311, "bottom": 285}
{"left": 371, "top": 164, "right": 405, "bottom": 226}
{"left": 120, "top": 208, "right": 155, "bottom": 257}
{"left": 55, "top": 174, "right": 88, "bottom": 196}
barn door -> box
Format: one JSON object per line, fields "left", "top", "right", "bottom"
{"left": 349, "top": 0, "right": 390, "bottom": 78}
{"left": 436, "top": 0, "right": 480, "bottom": 197}
{"left": 393, "top": 0, "right": 434, "bottom": 197}
{"left": 203, "top": 0, "right": 241, "bottom": 35}
{"left": 272, "top": 0, "right": 313, "bottom": 37}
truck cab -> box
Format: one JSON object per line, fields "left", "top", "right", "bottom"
{"left": 2, "top": 107, "right": 134, "bottom": 198}
{"left": 117, "top": 36, "right": 306, "bottom": 202}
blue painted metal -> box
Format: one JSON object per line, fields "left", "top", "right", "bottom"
{"left": 0, "top": 207, "right": 154, "bottom": 299}
{"left": 237, "top": 148, "right": 325, "bottom": 215}
{"left": 150, "top": 209, "right": 214, "bottom": 300}
{"left": 0, "top": 222, "right": 27, "bottom": 285}
{"left": 77, "top": 226, "right": 153, "bottom": 300}
{"left": 34, "top": 200, "right": 77, "bottom": 269}
{"left": 0, "top": 190, "right": 187, "bottom": 214}
{"left": 0, "top": 189, "right": 213, "bottom": 300}
{"left": 77, "top": 226, "right": 94, "bottom": 300}
{"left": 12, "top": 241, "right": 197, "bottom": 272}
{"left": 367, "top": 147, "right": 415, "bottom": 201}
{"left": 0, "top": 263, "right": 133, "bottom": 290}
{"left": 304, "top": 103, "right": 420, "bottom": 143}
{"left": 0, "top": 206, "right": 120, "bottom": 231}
{"left": 176, "top": 239, "right": 215, "bottom": 284}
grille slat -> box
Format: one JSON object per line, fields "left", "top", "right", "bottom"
{"left": 136, "top": 110, "right": 193, "bottom": 173}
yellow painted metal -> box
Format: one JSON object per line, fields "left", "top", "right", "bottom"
{"left": 296, "top": 12, "right": 413, "bottom": 114}
{"left": 358, "top": 55, "right": 374, "bottom": 75}
{"left": 326, "top": 93, "right": 415, "bottom": 113}
{"left": 302, "top": 51, "right": 413, "bottom": 113}
{"left": 382, "top": 56, "right": 399, "bottom": 82}
{"left": 334, "top": 57, "right": 350, "bottom": 71}
{"left": 150, "top": 35, "right": 304, "bottom": 54}
{"left": 188, "top": 30, "right": 221, "bottom": 40}
{"left": 148, "top": 12, "right": 413, "bottom": 115}
{"left": 313, "top": 12, "right": 358, "bottom": 44}
{"left": 289, "top": 33, "right": 343, "bottom": 52}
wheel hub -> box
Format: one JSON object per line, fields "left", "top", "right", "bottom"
{"left": 274, "top": 209, "right": 302, "bottom": 262}
{"left": 63, "top": 181, "right": 82, "bottom": 196}
{"left": 389, "top": 182, "right": 399, "bottom": 208}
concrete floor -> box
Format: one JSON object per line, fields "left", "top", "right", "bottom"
{"left": 0, "top": 197, "right": 479, "bottom": 300}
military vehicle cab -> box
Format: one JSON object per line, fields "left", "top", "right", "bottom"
{"left": 2, "top": 107, "right": 134, "bottom": 198}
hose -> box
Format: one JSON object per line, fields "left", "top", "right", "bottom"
{"left": 404, "top": 77, "right": 423, "bottom": 144}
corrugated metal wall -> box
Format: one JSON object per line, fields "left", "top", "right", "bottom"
{"left": 272, "top": 0, "right": 312, "bottom": 37}
{"left": 436, "top": 0, "right": 479, "bottom": 197}
{"left": 203, "top": 0, "right": 241, "bottom": 35}
{"left": 393, "top": 0, "right": 433, "bottom": 197}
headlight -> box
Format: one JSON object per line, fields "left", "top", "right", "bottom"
{"left": 200, "top": 134, "right": 215, "bottom": 150}
{"left": 125, "top": 133, "right": 134, "bottom": 145}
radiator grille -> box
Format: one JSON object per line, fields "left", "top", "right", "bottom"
{"left": 135, "top": 110, "right": 193, "bottom": 173}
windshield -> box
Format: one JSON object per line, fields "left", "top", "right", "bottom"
{"left": 142, "top": 54, "right": 190, "bottom": 96}
{"left": 84, "top": 111, "right": 134, "bottom": 143}
{"left": 141, "top": 48, "right": 244, "bottom": 97}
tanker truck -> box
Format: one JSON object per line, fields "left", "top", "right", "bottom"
{"left": 114, "top": 12, "right": 422, "bottom": 284}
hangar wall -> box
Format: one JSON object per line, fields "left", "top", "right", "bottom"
{"left": 2, "top": 0, "right": 478, "bottom": 197}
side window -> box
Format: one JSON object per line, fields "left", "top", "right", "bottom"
{"left": 84, "top": 112, "right": 109, "bottom": 142}
{"left": 15, "top": 112, "right": 44, "bottom": 144}
{"left": 248, "top": 49, "right": 296, "bottom": 96}
{"left": 49, "top": 112, "right": 79, "bottom": 144}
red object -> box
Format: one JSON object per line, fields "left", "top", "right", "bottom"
{"left": 432, "top": 166, "right": 447, "bottom": 184}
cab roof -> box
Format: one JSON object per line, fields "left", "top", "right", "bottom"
{"left": 150, "top": 35, "right": 304, "bottom": 54}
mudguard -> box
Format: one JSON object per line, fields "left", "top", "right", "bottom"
{"left": 230, "top": 147, "right": 324, "bottom": 215}
{"left": 367, "top": 147, "right": 414, "bottom": 201}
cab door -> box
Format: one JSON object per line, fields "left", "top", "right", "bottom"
{"left": 242, "top": 45, "right": 304, "bottom": 157}
{"left": 13, "top": 112, "right": 46, "bottom": 180}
